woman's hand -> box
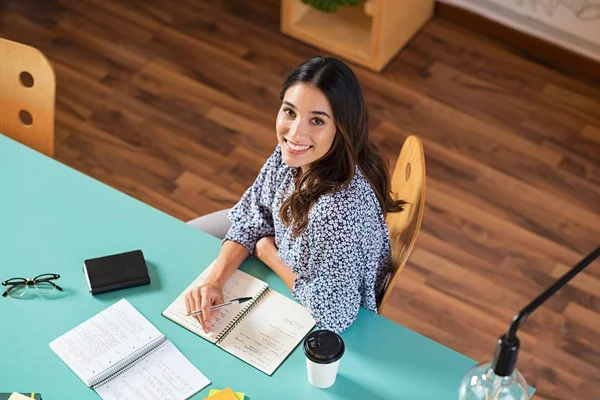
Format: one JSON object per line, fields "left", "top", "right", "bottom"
{"left": 255, "top": 236, "right": 277, "bottom": 262}
{"left": 184, "top": 281, "right": 224, "bottom": 334}
{"left": 255, "top": 236, "right": 298, "bottom": 291}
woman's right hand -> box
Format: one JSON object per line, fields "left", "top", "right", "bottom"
{"left": 184, "top": 282, "right": 224, "bottom": 334}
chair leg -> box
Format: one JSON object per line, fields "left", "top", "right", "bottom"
{"left": 187, "top": 209, "right": 232, "bottom": 240}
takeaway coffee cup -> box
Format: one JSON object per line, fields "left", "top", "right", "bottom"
{"left": 303, "top": 329, "right": 345, "bottom": 388}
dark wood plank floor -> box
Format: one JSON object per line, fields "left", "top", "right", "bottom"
{"left": 2, "top": 1, "right": 600, "bottom": 398}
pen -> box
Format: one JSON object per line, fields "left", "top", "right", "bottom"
{"left": 185, "top": 296, "right": 253, "bottom": 317}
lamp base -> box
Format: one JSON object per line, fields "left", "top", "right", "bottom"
{"left": 458, "top": 361, "right": 529, "bottom": 400}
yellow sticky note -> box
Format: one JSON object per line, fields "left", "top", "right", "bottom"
{"left": 205, "top": 387, "right": 244, "bottom": 400}
{"left": 8, "top": 394, "right": 33, "bottom": 400}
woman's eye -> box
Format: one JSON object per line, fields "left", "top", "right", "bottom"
{"left": 284, "top": 108, "right": 295, "bottom": 117}
{"left": 312, "top": 118, "right": 324, "bottom": 126}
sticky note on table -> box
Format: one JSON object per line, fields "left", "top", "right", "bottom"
{"left": 8, "top": 394, "right": 35, "bottom": 400}
{"left": 205, "top": 387, "right": 244, "bottom": 400}
{"left": 0, "top": 394, "right": 41, "bottom": 400}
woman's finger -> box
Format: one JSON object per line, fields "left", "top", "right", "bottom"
{"left": 184, "top": 291, "right": 193, "bottom": 314}
{"left": 210, "top": 292, "right": 224, "bottom": 320}
{"left": 191, "top": 290, "right": 203, "bottom": 326}
{"left": 200, "top": 294, "right": 213, "bottom": 333}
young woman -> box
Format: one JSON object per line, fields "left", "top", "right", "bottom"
{"left": 185, "top": 56, "right": 405, "bottom": 334}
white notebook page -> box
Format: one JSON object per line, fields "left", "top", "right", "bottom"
{"left": 162, "top": 264, "right": 268, "bottom": 343}
{"left": 50, "top": 299, "right": 163, "bottom": 386}
{"left": 95, "top": 340, "right": 210, "bottom": 400}
{"left": 218, "top": 289, "right": 315, "bottom": 375}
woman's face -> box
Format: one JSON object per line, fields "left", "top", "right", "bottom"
{"left": 276, "top": 83, "right": 337, "bottom": 171}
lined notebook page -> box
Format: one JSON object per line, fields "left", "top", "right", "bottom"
{"left": 218, "top": 289, "right": 315, "bottom": 375}
{"left": 95, "top": 340, "right": 210, "bottom": 400}
{"left": 162, "top": 263, "right": 268, "bottom": 343}
{"left": 50, "top": 299, "right": 163, "bottom": 386}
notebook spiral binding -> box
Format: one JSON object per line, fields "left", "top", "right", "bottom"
{"left": 88, "top": 335, "right": 167, "bottom": 388}
{"left": 216, "top": 285, "right": 269, "bottom": 343}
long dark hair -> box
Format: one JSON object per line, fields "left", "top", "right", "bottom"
{"left": 279, "top": 56, "right": 406, "bottom": 236}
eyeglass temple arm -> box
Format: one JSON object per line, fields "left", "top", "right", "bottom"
{"left": 1, "top": 283, "right": 21, "bottom": 297}
{"left": 38, "top": 280, "right": 63, "bottom": 291}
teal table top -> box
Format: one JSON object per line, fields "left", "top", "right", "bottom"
{"left": 0, "top": 134, "right": 482, "bottom": 399}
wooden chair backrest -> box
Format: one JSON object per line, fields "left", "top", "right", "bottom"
{"left": 378, "top": 135, "right": 426, "bottom": 315}
{"left": 0, "top": 38, "right": 55, "bottom": 157}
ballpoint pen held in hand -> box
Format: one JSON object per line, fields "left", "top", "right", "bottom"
{"left": 185, "top": 296, "right": 253, "bottom": 317}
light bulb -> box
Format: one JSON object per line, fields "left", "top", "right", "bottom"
{"left": 458, "top": 361, "right": 529, "bottom": 400}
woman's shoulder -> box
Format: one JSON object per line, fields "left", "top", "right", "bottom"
{"left": 259, "top": 144, "right": 291, "bottom": 179}
{"left": 265, "top": 144, "right": 283, "bottom": 167}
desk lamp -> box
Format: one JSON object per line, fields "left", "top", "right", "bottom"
{"left": 458, "top": 245, "right": 600, "bottom": 400}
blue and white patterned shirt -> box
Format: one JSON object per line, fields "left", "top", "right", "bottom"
{"left": 224, "top": 145, "right": 392, "bottom": 333}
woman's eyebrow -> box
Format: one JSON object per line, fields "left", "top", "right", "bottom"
{"left": 311, "top": 110, "right": 331, "bottom": 119}
{"left": 283, "top": 101, "right": 331, "bottom": 119}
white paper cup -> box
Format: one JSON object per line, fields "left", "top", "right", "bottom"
{"left": 303, "top": 330, "right": 345, "bottom": 389}
{"left": 306, "top": 357, "right": 341, "bottom": 388}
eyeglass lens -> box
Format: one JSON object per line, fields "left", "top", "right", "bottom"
{"left": 7, "top": 284, "right": 29, "bottom": 298}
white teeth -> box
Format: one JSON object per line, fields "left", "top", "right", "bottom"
{"left": 287, "top": 141, "right": 311, "bottom": 151}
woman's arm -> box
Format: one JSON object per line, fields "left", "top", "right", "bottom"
{"left": 223, "top": 147, "right": 282, "bottom": 257}
{"left": 205, "top": 240, "right": 250, "bottom": 286}
{"left": 255, "top": 236, "right": 297, "bottom": 291}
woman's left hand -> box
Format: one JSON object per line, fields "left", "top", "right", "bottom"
{"left": 255, "top": 236, "right": 277, "bottom": 263}
{"left": 255, "top": 236, "right": 297, "bottom": 291}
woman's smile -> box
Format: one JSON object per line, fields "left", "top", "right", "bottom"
{"left": 284, "top": 139, "right": 313, "bottom": 155}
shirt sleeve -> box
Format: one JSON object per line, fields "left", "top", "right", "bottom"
{"left": 223, "top": 146, "right": 281, "bottom": 256}
{"left": 291, "top": 199, "right": 363, "bottom": 334}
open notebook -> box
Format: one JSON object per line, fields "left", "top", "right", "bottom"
{"left": 162, "top": 261, "right": 315, "bottom": 375}
{"left": 50, "top": 299, "right": 210, "bottom": 400}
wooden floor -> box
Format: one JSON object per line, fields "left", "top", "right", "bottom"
{"left": 2, "top": 1, "right": 600, "bottom": 398}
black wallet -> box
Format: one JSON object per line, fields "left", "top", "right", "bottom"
{"left": 83, "top": 250, "right": 150, "bottom": 295}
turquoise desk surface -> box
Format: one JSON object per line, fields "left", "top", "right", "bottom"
{"left": 0, "top": 135, "right": 479, "bottom": 399}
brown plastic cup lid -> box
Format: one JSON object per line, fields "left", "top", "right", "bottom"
{"left": 303, "top": 329, "right": 345, "bottom": 364}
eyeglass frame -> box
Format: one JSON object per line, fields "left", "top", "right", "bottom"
{"left": 2, "top": 273, "right": 63, "bottom": 297}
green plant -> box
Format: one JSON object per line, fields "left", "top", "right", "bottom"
{"left": 301, "top": 0, "right": 362, "bottom": 13}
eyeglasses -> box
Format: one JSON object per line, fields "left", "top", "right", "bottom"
{"left": 2, "top": 273, "right": 63, "bottom": 298}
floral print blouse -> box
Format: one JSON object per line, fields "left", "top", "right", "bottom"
{"left": 224, "top": 145, "right": 392, "bottom": 333}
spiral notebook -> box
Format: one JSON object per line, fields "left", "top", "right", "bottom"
{"left": 49, "top": 299, "right": 210, "bottom": 400}
{"left": 162, "top": 261, "right": 315, "bottom": 375}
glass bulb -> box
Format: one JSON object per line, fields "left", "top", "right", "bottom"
{"left": 458, "top": 361, "right": 529, "bottom": 400}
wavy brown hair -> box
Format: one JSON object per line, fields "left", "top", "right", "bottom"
{"left": 279, "top": 56, "right": 406, "bottom": 236}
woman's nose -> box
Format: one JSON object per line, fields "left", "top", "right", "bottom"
{"left": 287, "top": 119, "right": 304, "bottom": 139}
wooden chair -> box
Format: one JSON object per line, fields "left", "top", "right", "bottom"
{"left": 0, "top": 38, "right": 56, "bottom": 157}
{"left": 378, "top": 135, "right": 426, "bottom": 315}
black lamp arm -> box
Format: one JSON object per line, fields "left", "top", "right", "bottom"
{"left": 506, "top": 245, "right": 600, "bottom": 342}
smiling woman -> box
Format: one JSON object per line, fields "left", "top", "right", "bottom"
{"left": 278, "top": 85, "right": 336, "bottom": 167}
{"left": 277, "top": 84, "right": 337, "bottom": 181}
{"left": 185, "top": 56, "right": 406, "bottom": 334}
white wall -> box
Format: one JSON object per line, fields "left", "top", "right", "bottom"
{"left": 438, "top": 0, "right": 600, "bottom": 61}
